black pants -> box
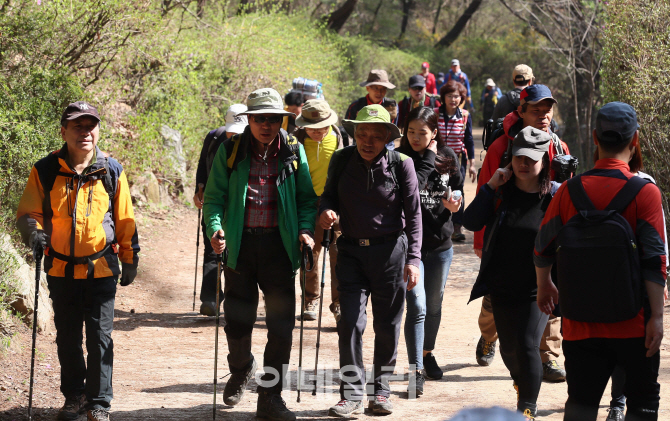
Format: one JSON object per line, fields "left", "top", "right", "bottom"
{"left": 47, "top": 275, "right": 117, "bottom": 410}
{"left": 336, "top": 233, "right": 407, "bottom": 400}
{"left": 222, "top": 231, "right": 295, "bottom": 394}
{"left": 199, "top": 219, "right": 222, "bottom": 303}
{"left": 491, "top": 296, "right": 548, "bottom": 413}
{"left": 563, "top": 337, "right": 660, "bottom": 421}
{"left": 610, "top": 365, "right": 626, "bottom": 410}
{"left": 452, "top": 153, "right": 467, "bottom": 225}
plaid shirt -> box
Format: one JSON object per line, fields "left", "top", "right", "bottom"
{"left": 244, "top": 139, "right": 280, "bottom": 228}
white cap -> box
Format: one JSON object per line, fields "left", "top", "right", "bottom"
{"left": 451, "top": 59, "right": 460, "bottom": 66}
{"left": 486, "top": 78, "right": 496, "bottom": 87}
{"left": 224, "top": 104, "right": 248, "bottom": 134}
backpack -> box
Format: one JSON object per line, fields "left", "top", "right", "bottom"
{"left": 482, "top": 117, "right": 505, "bottom": 151}
{"left": 505, "top": 89, "right": 521, "bottom": 109}
{"left": 555, "top": 175, "right": 649, "bottom": 323}
{"left": 204, "top": 126, "right": 227, "bottom": 177}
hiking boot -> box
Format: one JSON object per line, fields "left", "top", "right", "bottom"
{"left": 302, "top": 300, "right": 318, "bottom": 321}
{"left": 606, "top": 407, "right": 625, "bottom": 421}
{"left": 331, "top": 303, "right": 341, "bottom": 323}
{"left": 368, "top": 395, "right": 393, "bottom": 415}
{"left": 451, "top": 224, "right": 466, "bottom": 242}
{"left": 57, "top": 394, "right": 86, "bottom": 420}
{"left": 87, "top": 409, "right": 110, "bottom": 421}
{"left": 256, "top": 390, "right": 296, "bottom": 421}
{"left": 407, "top": 371, "right": 425, "bottom": 398}
{"left": 542, "top": 360, "right": 566, "bottom": 382}
{"left": 200, "top": 301, "right": 218, "bottom": 316}
{"left": 475, "top": 336, "right": 496, "bottom": 366}
{"left": 521, "top": 408, "right": 536, "bottom": 420}
{"left": 328, "top": 399, "right": 364, "bottom": 418}
{"left": 223, "top": 358, "right": 257, "bottom": 406}
{"left": 423, "top": 352, "right": 443, "bottom": 380}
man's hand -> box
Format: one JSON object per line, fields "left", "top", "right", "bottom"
{"left": 319, "top": 210, "right": 338, "bottom": 230}
{"left": 29, "top": 230, "right": 49, "bottom": 258}
{"left": 120, "top": 262, "right": 137, "bottom": 286}
{"left": 474, "top": 248, "right": 482, "bottom": 259}
{"left": 193, "top": 184, "right": 204, "bottom": 210}
{"left": 211, "top": 229, "right": 225, "bottom": 254}
{"left": 403, "top": 264, "right": 420, "bottom": 291}
{"left": 645, "top": 314, "right": 664, "bottom": 357}
{"left": 441, "top": 194, "right": 462, "bottom": 213}
{"left": 487, "top": 163, "right": 512, "bottom": 190}
{"left": 468, "top": 159, "right": 477, "bottom": 183}
{"left": 299, "top": 232, "right": 315, "bottom": 250}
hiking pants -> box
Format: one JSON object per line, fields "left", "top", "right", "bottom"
{"left": 610, "top": 365, "right": 627, "bottom": 411}
{"left": 336, "top": 233, "right": 407, "bottom": 400}
{"left": 199, "top": 218, "right": 222, "bottom": 304}
{"left": 47, "top": 275, "right": 117, "bottom": 411}
{"left": 222, "top": 231, "right": 295, "bottom": 394}
{"left": 301, "top": 211, "right": 340, "bottom": 307}
{"left": 563, "top": 338, "right": 660, "bottom": 421}
{"left": 491, "top": 296, "right": 548, "bottom": 414}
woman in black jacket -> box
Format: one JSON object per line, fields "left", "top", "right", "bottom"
{"left": 463, "top": 126, "right": 560, "bottom": 420}
{"left": 397, "top": 107, "right": 462, "bottom": 397}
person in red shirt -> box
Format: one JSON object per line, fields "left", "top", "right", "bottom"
{"left": 534, "top": 102, "right": 666, "bottom": 421}
{"left": 397, "top": 74, "right": 440, "bottom": 129}
{"left": 420, "top": 62, "right": 438, "bottom": 95}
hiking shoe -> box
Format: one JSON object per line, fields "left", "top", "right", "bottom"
{"left": 451, "top": 224, "right": 466, "bottom": 242}
{"left": 543, "top": 360, "right": 566, "bottom": 382}
{"left": 87, "top": 409, "right": 110, "bottom": 421}
{"left": 522, "top": 408, "right": 536, "bottom": 420}
{"left": 407, "top": 371, "right": 425, "bottom": 398}
{"left": 328, "top": 399, "right": 364, "bottom": 418}
{"left": 368, "top": 395, "right": 393, "bottom": 415}
{"left": 256, "top": 391, "right": 296, "bottom": 421}
{"left": 606, "top": 407, "right": 625, "bottom": 421}
{"left": 200, "top": 301, "right": 218, "bottom": 316}
{"left": 475, "top": 336, "right": 496, "bottom": 366}
{"left": 331, "top": 303, "right": 341, "bottom": 323}
{"left": 302, "top": 300, "right": 318, "bottom": 321}
{"left": 57, "top": 394, "right": 86, "bottom": 420}
{"left": 223, "top": 358, "right": 257, "bottom": 406}
{"left": 423, "top": 352, "right": 443, "bottom": 380}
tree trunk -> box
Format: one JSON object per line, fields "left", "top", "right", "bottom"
{"left": 326, "top": 0, "right": 359, "bottom": 33}
{"left": 433, "top": 0, "right": 444, "bottom": 35}
{"left": 367, "top": 0, "right": 384, "bottom": 34}
{"left": 197, "top": 0, "right": 206, "bottom": 17}
{"left": 434, "top": 0, "right": 483, "bottom": 48}
{"left": 398, "top": 0, "right": 415, "bottom": 41}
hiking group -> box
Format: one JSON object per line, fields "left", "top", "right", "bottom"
{"left": 15, "top": 59, "right": 667, "bottom": 421}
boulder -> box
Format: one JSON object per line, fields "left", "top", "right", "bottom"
{"left": 160, "top": 125, "right": 187, "bottom": 189}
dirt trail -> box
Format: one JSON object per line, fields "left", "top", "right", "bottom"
{"left": 2, "top": 134, "right": 669, "bottom": 420}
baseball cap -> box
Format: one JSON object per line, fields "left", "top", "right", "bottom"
{"left": 408, "top": 75, "right": 426, "bottom": 89}
{"left": 451, "top": 59, "right": 460, "bottom": 66}
{"left": 513, "top": 64, "right": 534, "bottom": 83}
{"left": 512, "top": 126, "right": 551, "bottom": 161}
{"left": 519, "top": 84, "right": 557, "bottom": 106}
{"left": 61, "top": 101, "right": 100, "bottom": 127}
{"left": 421, "top": 62, "right": 430, "bottom": 69}
{"left": 224, "top": 104, "right": 248, "bottom": 134}
{"left": 595, "top": 102, "right": 639, "bottom": 144}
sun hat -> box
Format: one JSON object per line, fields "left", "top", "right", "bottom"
{"left": 519, "top": 84, "right": 557, "bottom": 106}
{"left": 409, "top": 74, "right": 426, "bottom": 89}
{"left": 224, "top": 104, "right": 248, "bottom": 134}
{"left": 359, "top": 69, "right": 396, "bottom": 89}
{"left": 342, "top": 104, "right": 401, "bottom": 140}
{"left": 61, "top": 101, "right": 100, "bottom": 126}
{"left": 512, "top": 126, "right": 551, "bottom": 161}
{"left": 513, "top": 64, "right": 534, "bottom": 83}
{"left": 595, "top": 102, "right": 639, "bottom": 145}
{"left": 485, "top": 78, "right": 496, "bottom": 87}
{"left": 451, "top": 59, "right": 460, "bottom": 66}
{"left": 241, "top": 88, "right": 294, "bottom": 116}
{"left": 294, "top": 99, "right": 339, "bottom": 129}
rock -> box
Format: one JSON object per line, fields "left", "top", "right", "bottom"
{"left": 9, "top": 297, "right": 29, "bottom": 316}
{"left": 129, "top": 183, "right": 147, "bottom": 205}
{"left": 160, "top": 125, "right": 187, "bottom": 189}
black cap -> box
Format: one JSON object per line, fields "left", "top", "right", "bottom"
{"left": 596, "top": 102, "right": 639, "bottom": 144}
{"left": 61, "top": 101, "right": 100, "bottom": 127}
{"left": 409, "top": 74, "right": 426, "bottom": 89}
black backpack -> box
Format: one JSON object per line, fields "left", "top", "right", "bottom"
{"left": 204, "top": 126, "right": 227, "bottom": 177}
{"left": 482, "top": 117, "right": 505, "bottom": 151}
{"left": 555, "top": 175, "right": 650, "bottom": 323}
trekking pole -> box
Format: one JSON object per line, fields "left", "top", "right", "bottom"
{"left": 28, "top": 248, "right": 43, "bottom": 421}
{"left": 312, "top": 228, "right": 332, "bottom": 396}
{"left": 193, "top": 183, "right": 204, "bottom": 311}
{"left": 213, "top": 234, "right": 225, "bottom": 420}
{"left": 297, "top": 244, "right": 313, "bottom": 403}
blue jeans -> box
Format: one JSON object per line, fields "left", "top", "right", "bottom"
{"left": 404, "top": 247, "right": 454, "bottom": 369}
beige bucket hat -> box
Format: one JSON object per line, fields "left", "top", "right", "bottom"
{"left": 241, "top": 88, "right": 294, "bottom": 116}
{"left": 359, "top": 69, "right": 396, "bottom": 89}
{"left": 295, "top": 99, "right": 339, "bottom": 129}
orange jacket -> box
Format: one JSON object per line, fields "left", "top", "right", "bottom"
{"left": 17, "top": 145, "right": 139, "bottom": 279}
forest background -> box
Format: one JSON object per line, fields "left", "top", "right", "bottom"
{"left": 0, "top": 0, "right": 668, "bottom": 338}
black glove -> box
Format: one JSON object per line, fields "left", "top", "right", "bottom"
{"left": 29, "top": 230, "right": 49, "bottom": 258}
{"left": 120, "top": 262, "right": 137, "bottom": 286}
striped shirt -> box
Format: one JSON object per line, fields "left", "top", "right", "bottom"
{"left": 438, "top": 108, "right": 469, "bottom": 154}
{"left": 244, "top": 141, "right": 280, "bottom": 228}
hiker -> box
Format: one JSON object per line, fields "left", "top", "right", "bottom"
{"left": 420, "top": 62, "right": 438, "bottom": 95}
{"left": 472, "top": 85, "right": 568, "bottom": 382}
{"left": 193, "top": 103, "right": 248, "bottom": 316}
{"left": 16, "top": 101, "right": 140, "bottom": 421}
{"left": 535, "top": 102, "right": 666, "bottom": 421}
{"left": 282, "top": 91, "right": 304, "bottom": 135}
{"left": 320, "top": 104, "right": 422, "bottom": 417}
{"left": 481, "top": 78, "right": 502, "bottom": 125}
{"left": 491, "top": 64, "right": 534, "bottom": 121}
{"left": 204, "top": 88, "right": 317, "bottom": 421}
{"left": 396, "top": 106, "right": 462, "bottom": 396}
{"left": 398, "top": 75, "right": 441, "bottom": 130}
{"left": 464, "top": 126, "right": 561, "bottom": 420}
{"left": 294, "top": 99, "right": 344, "bottom": 322}
{"left": 438, "top": 80, "right": 475, "bottom": 242}
{"left": 446, "top": 59, "right": 472, "bottom": 110}
{"left": 436, "top": 72, "right": 446, "bottom": 93}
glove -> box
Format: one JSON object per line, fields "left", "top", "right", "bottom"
{"left": 29, "top": 230, "right": 49, "bottom": 258}
{"left": 120, "top": 262, "right": 137, "bottom": 286}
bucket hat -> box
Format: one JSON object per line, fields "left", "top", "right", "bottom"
{"left": 342, "top": 104, "right": 401, "bottom": 139}
{"left": 359, "top": 69, "right": 396, "bottom": 89}
{"left": 295, "top": 100, "right": 339, "bottom": 129}
{"left": 224, "top": 104, "right": 248, "bottom": 134}
{"left": 485, "top": 78, "right": 496, "bottom": 87}
{"left": 241, "top": 88, "right": 294, "bottom": 116}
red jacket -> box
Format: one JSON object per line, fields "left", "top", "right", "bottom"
{"left": 424, "top": 72, "right": 437, "bottom": 95}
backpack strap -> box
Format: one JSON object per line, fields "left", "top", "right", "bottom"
{"left": 606, "top": 176, "right": 650, "bottom": 213}
{"left": 566, "top": 176, "right": 596, "bottom": 212}
{"left": 225, "top": 134, "right": 243, "bottom": 171}
{"left": 34, "top": 151, "right": 62, "bottom": 239}
{"left": 205, "top": 126, "right": 227, "bottom": 177}
{"left": 386, "top": 150, "right": 402, "bottom": 192}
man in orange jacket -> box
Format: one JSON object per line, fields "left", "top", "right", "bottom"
{"left": 17, "top": 101, "right": 140, "bottom": 421}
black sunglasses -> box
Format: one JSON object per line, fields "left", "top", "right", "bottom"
{"left": 252, "top": 115, "right": 283, "bottom": 124}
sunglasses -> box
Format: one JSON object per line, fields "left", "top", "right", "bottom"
{"left": 252, "top": 115, "right": 283, "bottom": 124}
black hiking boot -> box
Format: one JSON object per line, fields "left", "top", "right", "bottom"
{"left": 87, "top": 408, "right": 110, "bottom": 421}
{"left": 256, "top": 389, "right": 296, "bottom": 421}
{"left": 223, "top": 358, "right": 257, "bottom": 406}
{"left": 57, "top": 394, "right": 87, "bottom": 420}
{"left": 407, "top": 370, "right": 425, "bottom": 398}
{"left": 451, "top": 224, "right": 466, "bottom": 242}
{"left": 423, "top": 352, "right": 443, "bottom": 380}
{"left": 542, "top": 360, "right": 566, "bottom": 382}
{"left": 199, "top": 301, "right": 218, "bottom": 316}
{"left": 475, "top": 336, "right": 496, "bottom": 366}
{"left": 606, "top": 407, "right": 625, "bottom": 421}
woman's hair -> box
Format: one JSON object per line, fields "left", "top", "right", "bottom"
{"left": 509, "top": 153, "right": 551, "bottom": 196}
{"left": 593, "top": 142, "right": 643, "bottom": 173}
{"left": 439, "top": 81, "right": 467, "bottom": 107}
{"left": 400, "top": 106, "right": 457, "bottom": 175}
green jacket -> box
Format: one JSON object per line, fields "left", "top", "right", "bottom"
{"left": 203, "top": 128, "right": 318, "bottom": 271}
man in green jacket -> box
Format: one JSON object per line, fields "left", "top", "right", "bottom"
{"left": 204, "top": 88, "right": 317, "bottom": 421}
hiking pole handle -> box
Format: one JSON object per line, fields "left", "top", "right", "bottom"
{"left": 321, "top": 228, "right": 332, "bottom": 248}
{"left": 28, "top": 251, "right": 42, "bottom": 421}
